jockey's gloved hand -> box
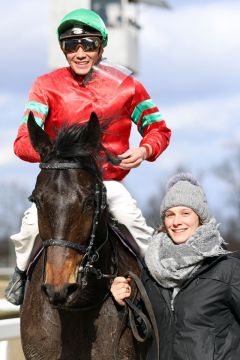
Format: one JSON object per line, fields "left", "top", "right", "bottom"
{"left": 5, "top": 266, "right": 27, "bottom": 306}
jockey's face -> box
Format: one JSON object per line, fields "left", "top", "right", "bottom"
{"left": 62, "top": 37, "right": 103, "bottom": 76}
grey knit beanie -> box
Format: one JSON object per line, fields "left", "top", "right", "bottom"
{"left": 160, "top": 173, "right": 209, "bottom": 223}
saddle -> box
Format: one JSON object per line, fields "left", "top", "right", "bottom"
{"left": 108, "top": 220, "right": 142, "bottom": 259}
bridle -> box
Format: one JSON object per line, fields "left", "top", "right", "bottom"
{"left": 39, "top": 161, "right": 118, "bottom": 288}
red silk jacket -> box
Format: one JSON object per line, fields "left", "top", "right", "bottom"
{"left": 14, "top": 63, "right": 171, "bottom": 181}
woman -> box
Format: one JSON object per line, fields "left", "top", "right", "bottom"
{"left": 5, "top": 8, "right": 171, "bottom": 305}
{"left": 111, "top": 173, "right": 240, "bottom": 360}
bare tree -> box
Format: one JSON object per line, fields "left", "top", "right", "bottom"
{"left": 143, "top": 164, "right": 191, "bottom": 229}
{"left": 0, "top": 181, "right": 29, "bottom": 266}
{"left": 214, "top": 147, "right": 240, "bottom": 218}
{"left": 0, "top": 181, "right": 29, "bottom": 238}
{"left": 144, "top": 183, "right": 165, "bottom": 229}
{"left": 213, "top": 146, "right": 240, "bottom": 247}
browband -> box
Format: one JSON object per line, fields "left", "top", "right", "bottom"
{"left": 40, "top": 162, "right": 87, "bottom": 170}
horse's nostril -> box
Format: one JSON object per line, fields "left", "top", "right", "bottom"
{"left": 41, "top": 283, "right": 51, "bottom": 297}
{"left": 66, "top": 283, "right": 78, "bottom": 297}
{"left": 42, "top": 283, "right": 58, "bottom": 303}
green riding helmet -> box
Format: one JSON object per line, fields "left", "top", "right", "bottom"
{"left": 57, "top": 8, "right": 108, "bottom": 47}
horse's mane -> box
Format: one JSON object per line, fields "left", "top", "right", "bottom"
{"left": 46, "top": 121, "right": 120, "bottom": 176}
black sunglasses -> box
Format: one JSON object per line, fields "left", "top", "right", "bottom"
{"left": 61, "top": 37, "right": 101, "bottom": 53}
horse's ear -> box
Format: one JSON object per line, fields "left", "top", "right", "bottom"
{"left": 85, "top": 112, "right": 101, "bottom": 148}
{"left": 27, "top": 111, "right": 52, "bottom": 161}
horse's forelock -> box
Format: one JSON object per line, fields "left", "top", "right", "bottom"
{"left": 53, "top": 123, "right": 100, "bottom": 158}
{"left": 44, "top": 121, "right": 120, "bottom": 170}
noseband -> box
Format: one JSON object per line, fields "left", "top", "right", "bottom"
{"left": 39, "top": 161, "right": 117, "bottom": 287}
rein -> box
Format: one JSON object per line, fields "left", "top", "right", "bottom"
{"left": 114, "top": 271, "right": 160, "bottom": 360}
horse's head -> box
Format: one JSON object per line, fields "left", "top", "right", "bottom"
{"left": 28, "top": 112, "right": 117, "bottom": 308}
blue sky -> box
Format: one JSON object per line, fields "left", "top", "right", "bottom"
{"left": 131, "top": 0, "right": 240, "bottom": 216}
{"left": 1, "top": 0, "right": 240, "bottom": 219}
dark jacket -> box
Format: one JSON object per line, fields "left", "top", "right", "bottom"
{"left": 141, "top": 252, "right": 240, "bottom": 360}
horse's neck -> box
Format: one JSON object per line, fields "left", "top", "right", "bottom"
{"left": 116, "top": 238, "right": 140, "bottom": 276}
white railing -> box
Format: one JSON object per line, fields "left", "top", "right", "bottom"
{"left": 0, "top": 299, "right": 23, "bottom": 360}
{"left": 0, "top": 299, "right": 19, "bottom": 314}
{"left": 0, "top": 268, "right": 14, "bottom": 277}
{"left": 0, "top": 318, "right": 20, "bottom": 340}
{"left": 0, "top": 299, "right": 20, "bottom": 340}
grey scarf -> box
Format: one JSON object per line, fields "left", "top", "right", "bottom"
{"left": 144, "top": 218, "right": 229, "bottom": 289}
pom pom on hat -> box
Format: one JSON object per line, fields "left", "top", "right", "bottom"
{"left": 160, "top": 173, "right": 209, "bottom": 223}
{"left": 166, "top": 173, "right": 201, "bottom": 190}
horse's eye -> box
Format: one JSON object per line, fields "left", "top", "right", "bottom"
{"left": 84, "top": 198, "right": 94, "bottom": 211}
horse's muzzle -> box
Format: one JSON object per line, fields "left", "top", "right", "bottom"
{"left": 41, "top": 283, "right": 79, "bottom": 306}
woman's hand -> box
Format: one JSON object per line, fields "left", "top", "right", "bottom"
{"left": 110, "top": 276, "right": 132, "bottom": 306}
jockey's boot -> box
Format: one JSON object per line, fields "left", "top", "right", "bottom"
{"left": 5, "top": 266, "right": 27, "bottom": 306}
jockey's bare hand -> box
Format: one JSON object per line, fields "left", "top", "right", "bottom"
{"left": 118, "top": 146, "right": 151, "bottom": 169}
{"left": 110, "top": 276, "right": 132, "bottom": 306}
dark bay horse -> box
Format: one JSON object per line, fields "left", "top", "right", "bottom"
{"left": 20, "top": 112, "right": 148, "bottom": 360}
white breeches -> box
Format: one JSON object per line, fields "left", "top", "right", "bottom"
{"left": 11, "top": 180, "right": 154, "bottom": 271}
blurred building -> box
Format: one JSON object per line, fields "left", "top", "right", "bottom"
{"left": 49, "top": 0, "right": 170, "bottom": 73}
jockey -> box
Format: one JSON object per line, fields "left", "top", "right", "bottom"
{"left": 5, "top": 8, "right": 171, "bottom": 305}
